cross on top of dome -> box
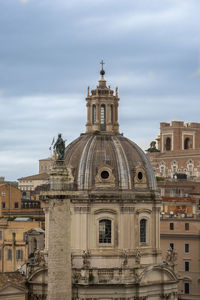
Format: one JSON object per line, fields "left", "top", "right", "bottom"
{"left": 100, "top": 59, "right": 105, "bottom": 77}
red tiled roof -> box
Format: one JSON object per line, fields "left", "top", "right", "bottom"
{"left": 162, "top": 197, "right": 196, "bottom": 203}
{"left": 18, "top": 173, "right": 50, "bottom": 181}
{"left": 0, "top": 272, "right": 25, "bottom": 289}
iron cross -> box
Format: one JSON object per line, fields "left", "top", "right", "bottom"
{"left": 100, "top": 60, "right": 105, "bottom": 69}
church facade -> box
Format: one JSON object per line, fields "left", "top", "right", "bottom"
{"left": 27, "top": 67, "right": 178, "bottom": 300}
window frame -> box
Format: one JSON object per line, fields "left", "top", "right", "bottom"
{"left": 184, "top": 261, "right": 190, "bottom": 272}
{"left": 184, "top": 137, "right": 190, "bottom": 150}
{"left": 185, "top": 223, "right": 189, "bottom": 231}
{"left": 99, "top": 219, "right": 112, "bottom": 244}
{"left": 7, "top": 249, "right": 12, "bottom": 261}
{"left": 185, "top": 243, "right": 189, "bottom": 254}
{"left": 166, "top": 137, "right": 171, "bottom": 151}
{"left": 170, "top": 222, "right": 174, "bottom": 230}
{"left": 14, "top": 202, "right": 19, "bottom": 209}
{"left": 140, "top": 218, "right": 147, "bottom": 244}
{"left": 16, "top": 249, "right": 23, "bottom": 261}
{"left": 184, "top": 282, "right": 190, "bottom": 294}
{"left": 110, "top": 104, "right": 113, "bottom": 124}
{"left": 97, "top": 217, "right": 114, "bottom": 247}
{"left": 100, "top": 104, "right": 106, "bottom": 131}
{"left": 92, "top": 104, "right": 96, "bottom": 125}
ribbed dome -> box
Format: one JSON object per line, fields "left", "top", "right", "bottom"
{"left": 64, "top": 133, "right": 156, "bottom": 191}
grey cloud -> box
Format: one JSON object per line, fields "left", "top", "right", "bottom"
{"left": 0, "top": 0, "right": 200, "bottom": 180}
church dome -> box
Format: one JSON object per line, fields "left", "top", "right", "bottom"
{"left": 64, "top": 65, "right": 156, "bottom": 191}
{"left": 64, "top": 133, "right": 156, "bottom": 191}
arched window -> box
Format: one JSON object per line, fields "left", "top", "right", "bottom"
{"left": 166, "top": 137, "right": 171, "bottom": 151}
{"left": 92, "top": 104, "right": 96, "bottom": 125}
{"left": 184, "top": 138, "right": 190, "bottom": 149}
{"left": 140, "top": 219, "right": 147, "bottom": 243}
{"left": 99, "top": 219, "right": 111, "bottom": 243}
{"left": 100, "top": 104, "right": 106, "bottom": 131}
{"left": 110, "top": 105, "right": 113, "bottom": 124}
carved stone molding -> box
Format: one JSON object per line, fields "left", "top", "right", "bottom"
{"left": 74, "top": 206, "right": 91, "bottom": 214}
{"left": 120, "top": 206, "right": 135, "bottom": 213}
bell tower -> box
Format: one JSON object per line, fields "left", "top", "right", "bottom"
{"left": 86, "top": 61, "right": 119, "bottom": 134}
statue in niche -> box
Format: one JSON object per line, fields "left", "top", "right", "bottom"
{"left": 34, "top": 249, "right": 46, "bottom": 266}
{"left": 135, "top": 248, "right": 141, "bottom": 264}
{"left": 82, "top": 250, "right": 90, "bottom": 268}
{"left": 122, "top": 250, "right": 128, "bottom": 267}
{"left": 53, "top": 133, "right": 66, "bottom": 160}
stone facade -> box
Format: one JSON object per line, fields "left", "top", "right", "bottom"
{"left": 27, "top": 67, "right": 178, "bottom": 299}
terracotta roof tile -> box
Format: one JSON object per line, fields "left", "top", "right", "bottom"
{"left": 162, "top": 197, "right": 196, "bottom": 203}
{"left": 18, "top": 173, "right": 50, "bottom": 181}
{"left": 0, "top": 272, "right": 25, "bottom": 289}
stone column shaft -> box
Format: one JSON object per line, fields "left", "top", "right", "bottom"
{"left": 47, "top": 197, "right": 71, "bottom": 300}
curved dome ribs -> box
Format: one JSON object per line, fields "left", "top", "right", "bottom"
{"left": 84, "top": 136, "right": 97, "bottom": 190}
{"left": 64, "top": 133, "right": 156, "bottom": 191}
{"left": 127, "top": 139, "right": 157, "bottom": 190}
{"left": 112, "top": 136, "right": 132, "bottom": 190}
{"left": 64, "top": 136, "right": 81, "bottom": 161}
{"left": 77, "top": 136, "right": 93, "bottom": 189}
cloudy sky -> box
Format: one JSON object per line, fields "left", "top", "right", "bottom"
{"left": 0, "top": 0, "right": 200, "bottom": 181}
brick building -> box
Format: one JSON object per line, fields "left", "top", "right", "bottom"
{"left": 147, "top": 121, "right": 200, "bottom": 180}
{"left": 0, "top": 183, "right": 44, "bottom": 220}
{"left": 161, "top": 211, "right": 200, "bottom": 299}
{"left": 157, "top": 179, "right": 200, "bottom": 299}
{"left": 0, "top": 183, "right": 22, "bottom": 217}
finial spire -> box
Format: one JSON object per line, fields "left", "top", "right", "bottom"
{"left": 100, "top": 59, "right": 105, "bottom": 77}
